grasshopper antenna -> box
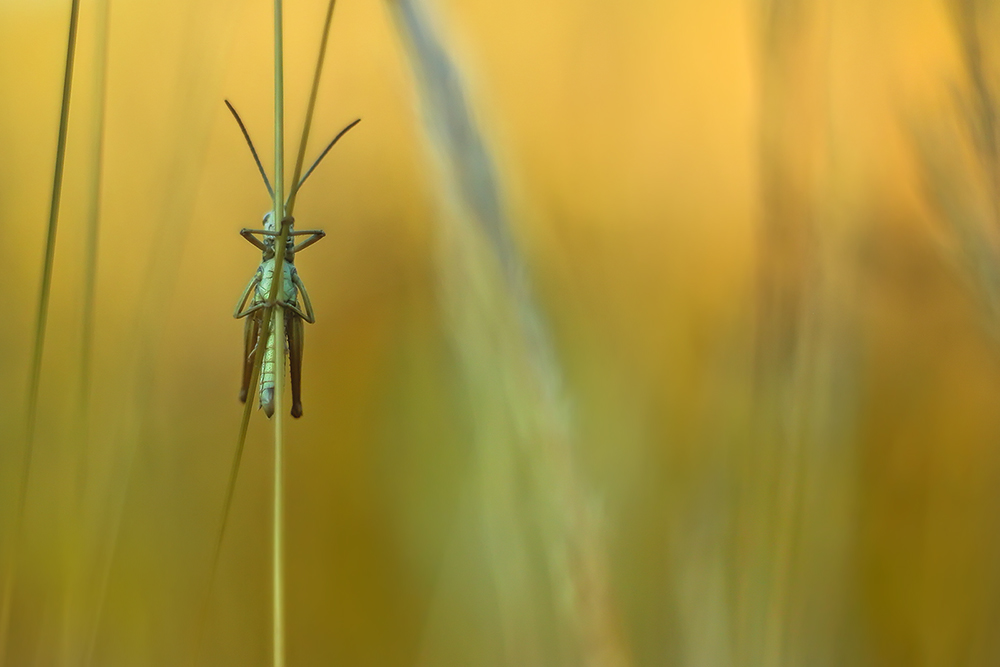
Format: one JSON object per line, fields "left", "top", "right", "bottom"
{"left": 288, "top": 118, "right": 361, "bottom": 202}
{"left": 224, "top": 99, "right": 275, "bottom": 200}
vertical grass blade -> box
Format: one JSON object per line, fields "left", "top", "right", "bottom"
{"left": 745, "top": 2, "right": 862, "bottom": 666}
{"left": 748, "top": 2, "right": 816, "bottom": 663}
{"left": 65, "top": 0, "right": 111, "bottom": 661}
{"left": 910, "top": 11, "right": 1000, "bottom": 662}
{"left": 207, "top": 0, "right": 292, "bottom": 661}
{"left": 286, "top": 0, "right": 337, "bottom": 217}
{"left": 272, "top": 306, "right": 286, "bottom": 667}
{"left": 271, "top": 2, "right": 286, "bottom": 664}
{"left": 79, "top": 0, "right": 111, "bottom": 429}
{"left": 199, "top": 219, "right": 290, "bottom": 658}
{"left": 0, "top": 0, "right": 82, "bottom": 661}
{"left": 391, "top": 1, "right": 630, "bottom": 664}
{"left": 920, "top": 0, "right": 1000, "bottom": 333}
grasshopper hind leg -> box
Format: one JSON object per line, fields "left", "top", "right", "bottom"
{"left": 240, "top": 312, "right": 261, "bottom": 403}
{"left": 287, "top": 312, "right": 304, "bottom": 418}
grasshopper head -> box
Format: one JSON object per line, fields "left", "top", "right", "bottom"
{"left": 262, "top": 211, "right": 278, "bottom": 234}
{"left": 262, "top": 211, "right": 298, "bottom": 260}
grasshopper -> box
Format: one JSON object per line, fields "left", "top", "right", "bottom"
{"left": 226, "top": 100, "right": 360, "bottom": 418}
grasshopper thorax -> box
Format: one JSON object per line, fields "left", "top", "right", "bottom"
{"left": 260, "top": 211, "right": 296, "bottom": 262}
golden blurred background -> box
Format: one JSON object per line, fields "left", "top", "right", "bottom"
{"left": 2, "top": 0, "right": 1000, "bottom": 665}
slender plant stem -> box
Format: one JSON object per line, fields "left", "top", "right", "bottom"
{"left": 287, "top": 0, "right": 337, "bottom": 217}
{"left": 198, "top": 222, "right": 291, "bottom": 662}
{"left": 273, "top": 0, "right": 285, "bottom": 212}
{"left": 272, "top": 307, "right": 286, "bottom": 667}
{"left": 272, "top": 1, "right": 286, "bottom": 665}
{"left": 0, "top": 0, "right": 82, "bottom": 662}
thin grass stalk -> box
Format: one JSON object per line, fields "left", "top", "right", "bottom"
{"left": 211, "top": 1, "right": 292, "bottom": 661}
{"left": 197, "top": 206, "right": 290, "bottom": 662}
{"left": 286, "top": 0, "right": 337, "bottom": 217}
{"left": 272, "top": 306, "right": 286, "bottom": 667}
{"left": 56, "top": 10, "right": 241, "bottom": 660}
{"left": 0, "top": 0, "right": 82, "bottom": 661}
{"left": 271, "top": 1, "right": 286, "bottom": 664}
{"left": 268, "top": 9, "right": 342, "bottom": 656}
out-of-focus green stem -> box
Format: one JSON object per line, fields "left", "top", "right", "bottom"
{"left": 0, "top": 0, "right": 82, "bottom": 662}
{"left": 287, "top": 0, "right": 337, "bottom": 217}
{"left": 272, "top": 1, "right": 286, "bottom": 665}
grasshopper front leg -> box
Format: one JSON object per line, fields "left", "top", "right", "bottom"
{"left": 291, "top": 230, "right": 325, "bottom": 254}
{"left": 240, "top": 227, "right": 325, "bottom": 255}
{"left": 239, "top": 229, "right": 269, "bottom": 253}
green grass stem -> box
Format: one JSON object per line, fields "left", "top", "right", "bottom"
{"left": 271, "top": 2, "right": 286, "bottom": 663}
{"left": 286, "top": 0, "right": 337, "bottom": 217}
{"left": 272, "top": 306, "right": 286, "bottom": 667}
{"left": 0, "top": 0, "right": 82, "bottom": 662}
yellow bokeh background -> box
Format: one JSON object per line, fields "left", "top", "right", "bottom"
{"left": 2, "top": 0, "right": 1000, "bottom": 665}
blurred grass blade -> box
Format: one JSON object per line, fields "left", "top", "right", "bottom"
{"left": 67, "top": 0, "right": 111, "bottom": 660}
{"left": 79, "top": 0, "right": 112, "bottom": 424}
{"left": 745, "top": 2, "right": 863, "bottom": 666}
{"left": 392, "top": 0, "right": 515, "bottom": 268}
{"left": 0, "top": 0, "right": 82, "bottom": 661}
{"left": 79, "top": 6, "right": 241, "bottom": 661}
{"left": 922, "top": 0, "right": 1000, "bottom": 333}
{"left": 286, "top": 0, "right": 337, "bottom": 217}
{"left": 391, "top": 2, "right": 630, "bottom": 664}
